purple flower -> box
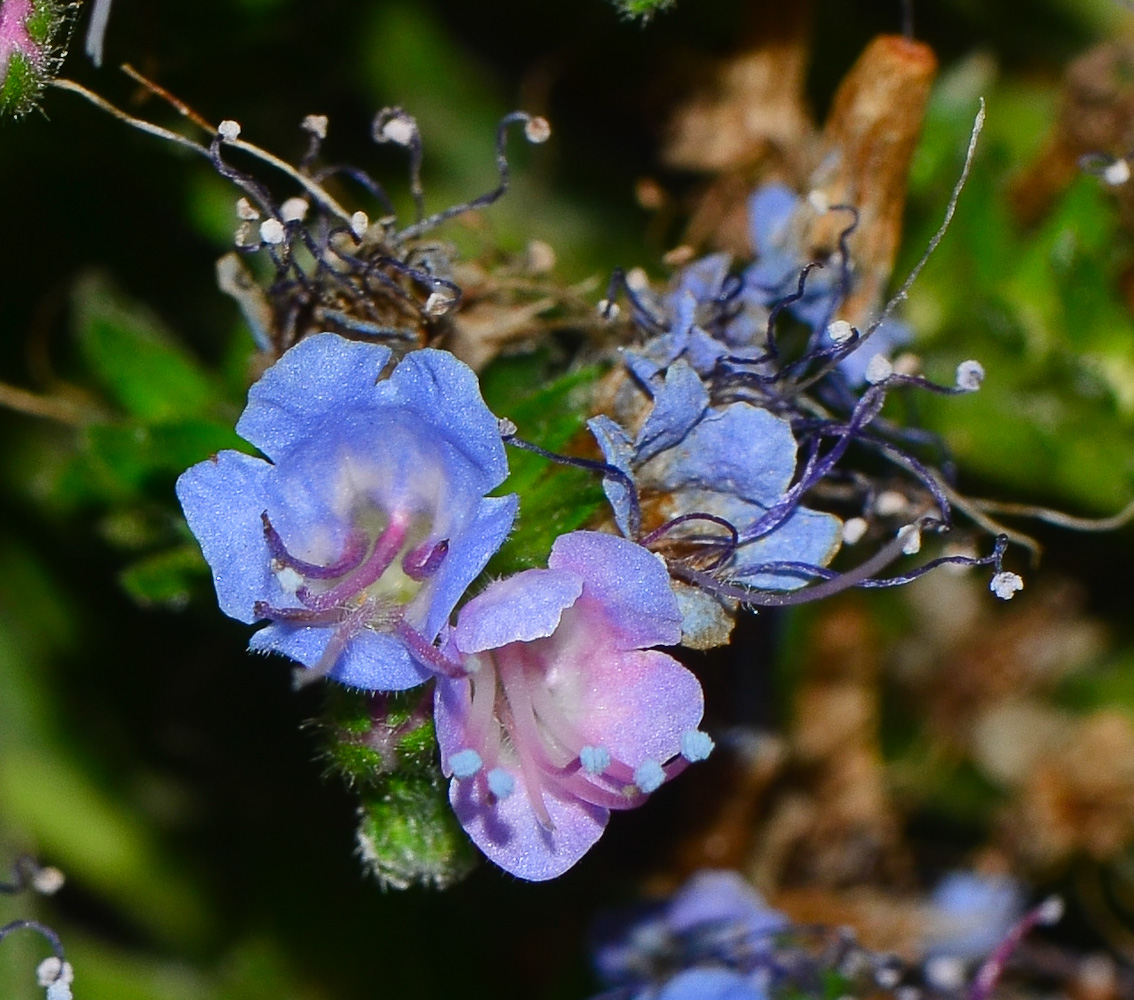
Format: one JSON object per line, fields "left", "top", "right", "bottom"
{"left": 433, "top": 531, "right": 710, "bottom": 880}
{"left": 925, "top": 871, "right": 1024, "bottom": 962}
{"left": 177, "top": 333, "right": 517, "bottom": 690}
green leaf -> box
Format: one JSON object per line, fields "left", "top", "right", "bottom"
{"left": 73, "top": 275, "right": 224, "bottom": 423}
{"left": 119, "top": 545, "right": 208, "bottom": 610}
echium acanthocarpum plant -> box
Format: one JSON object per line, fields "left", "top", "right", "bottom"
{"left": 0, "top": 0, "right": 68, "bottom": 117}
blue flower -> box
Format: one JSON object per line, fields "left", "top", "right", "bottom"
{"left": 177, "top": 333, "right": 517, "bottom": 690}
{"left": 589, "top": 360, "right": 842, "bottom": 592}
{"left": 925, "top": 871, "right": 1024, "bottom": 962}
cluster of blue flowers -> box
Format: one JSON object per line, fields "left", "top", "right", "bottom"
{"left": 177, "top": 112, "right": 1018, "bottom": 878}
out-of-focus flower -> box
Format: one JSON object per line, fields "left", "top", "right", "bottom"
{"left": 434, "top": 531, "right": 711, "bottom": 880}
{"left": 177, "top": 333, "right": 517, "bottom": 690}
{"left": 924, "top": 871, "right": 1025, "bottom": 962}
{"left": 591, "top": 870, "right": 787, "bottom": 999}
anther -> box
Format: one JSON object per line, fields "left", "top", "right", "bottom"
{"left": 827, "top": 319, "right": 855, "bottom": 344}
{"left": 402, "top": 539, "right": 449, "bottom": 581}
{"left": 990, "top": 571, "right": 1024, "bottom": 600}
{"left": 217, "top": 119, "right": 241, "bottom": 141}
{"left": 900, "top": 524, "right": 921, "bottom": 555}
{"left": 350, "top": 211, "right": 370, "bottom": 238}
{"left": 487, "top": 768, "right": 515, "bottom": 800}
{"left": 808, "top": 189, "right": 831, "bottom": 214}
{"left": 864, "top": 354, "right": 893, "bottom": 384}
{"left": 280, "top": 197, "right": 309, "bottom": 223}
{"left": 680, "top": 730, "right": 714, "bottom": 762}
{"left": 1104, "top": 158, "right": 1131, "bottom": 186}
{"left": 301, "top": 114, "right": 329, "bottom": 139}
{"left": 956, "top": 359, "right": 985, "bottom": 392}
{"left": 634, "top": 759, "right": 666, "bottom": 794}
{"left": 235, "top": 197, "right": 260, "bottom": 221}
{"left": 579, "top": 745, "right": 611, "bottom": 775}
{"left": 450, "top": 749, "right": 483, "bottom": 779}
{"left": 597, "top": 299, "right": 620, "bottom": 321}
{"left": 259, "top": 218, "right": 286, "bottom": 245}
{"left": 424, "top": 290, "right": 456, "bottom": 317}
{"left": 524, "top": 116, "right": 551, "bottom": 144}
{"left": 842, "top": 517, "right": 868, "bottom": 545}
{"left": 372, "top": 108, "right": 418, "bottom": 147}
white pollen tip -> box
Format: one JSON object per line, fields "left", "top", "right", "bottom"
{"left": 350, "top": 210, "right": 370, "bottom": 239}
{"left": 487, "top": 768, "right": 515, "bottom": 800}
{"left": 1104, "top": 159, "right": 1131, "bottom": 186}
{"left": 681, "top": 730, "right": 714, "bottom": 762}
{"left": 375, "top": 112, "right": 418, "bottom": 147}
{"left": 580, "top": 745, "right": 612, "bottom": 775}
{"left": 1037, "top": 895, "right": 1065, "bottom": 925}
{"left": 990, "top": 571, "right": 1024, "bottom": 600}
{"left": 31, "top": 866, "right": 65, "bottom": 895}
{"left": 424, "top": 290, "right": 455, "bottom": 317}
{"left": 36, "top": 959, "right": 73, "bottom": 988}
{"left": 634, "top": 759, "right": 666, "bottom": 794}
{"left": 280, "top": 197, "right": 309, "bottom": 223}
{"left": 900, "top": 524, "right": 922, "bottom": 555}
{"left": 235, "top": 197, "right": 260, "bottom": 221}
{"left": 807, "top": 189, "right": 831, "bottom": 215}
{"left": 875, "top": 490, "right": 909, "bottom": 517}
{"left": 302, "top": 114, "right": 329, "bottom": 139}
{"left": 842, "top": 517, "right": 868, "bottom": 545}
{"left": 47, "top": 982, "right": 73, "bottom": 1000}
{"left": 497, "top": 417, "right": 518, "bottom": 438}
{"left": 864, "top": 353, "right": 894, "bottom": 384}
{"left": 827, "top": 319, "right": 855, "bottom": 345}
{"left": 597, "top": 299, "right": 620, "bottom": 320}
{"left": 955, "top": 359, "right": 985, "bottom": 392}
{"left": 449, "top": 748, "right": 483, "bottom": 779}
{"left": 524, "top": 116, "right": 551, "bottom": 143}
{"left": 217, "top": 119, "right": 242, "bottom": 141}
{"left": 625, "top": 266, "right": 650, "bottom": 292}
{"left": 259, "top": 218, "right": 286, "bottom": 245}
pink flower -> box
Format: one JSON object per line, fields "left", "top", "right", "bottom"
{"left": 434, "top": 531, "right": 711, "bottom": 880}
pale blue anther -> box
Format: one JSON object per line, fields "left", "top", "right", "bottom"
{"left": 634, "top": 759, "right": 666, "bottom": 794}
{"left": 450, "top": 748, "right": 483, "bottom": 779}
{"left": 579, "top": 745, "right": 611, "bottom": 775}
{"left": 486, "top": 767, "right": 515, "bottom": 800}
{"left": 681, "top": 729, "right": 715, "bottom": 762}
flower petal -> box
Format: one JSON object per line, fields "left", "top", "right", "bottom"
{"left": 453, "top": 567, "right": 582, "bottom": 653}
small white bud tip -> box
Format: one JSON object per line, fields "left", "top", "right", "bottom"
{"left": 1036, "top": 895, "right": 1064, "bottom": 925}
{"left": 807, "top": 189, "right": 830, "bottom": 214}
{"left": 956, "top": 359, "right": 985, "bottom": 392}
{"left": 217, "top": 119, "right": 241, "bottom": 141}
{"left": 258, "top": 219, "right": 286, "bottom": 245}
{"left": 900, "top": 524, "right": 922, "bottom": 555}
{"left": 36, "top": 959, "right": 73, "bottom": 988}
{"left": 1104, "top": 159, "right": 1131, "bottom": 186}
{"left": 680, "top": 730, "right": 714, "bottom": 763}
{"left": 634, "top": 759, "right": 666, "bottom": 794}
{"left": 301, "top": 114, "right": 329, "bottom": 139}
{"left": 280, "top": 197, "right": 309, "bottom": 224}
{"left": 864, "top": 353, "right": 894, "bottom": 384}
{"left": 235, "top": 197, "right": 260, "bottom": 221}
{"left": 450, "top": 748, "right": 483, "bottom": 779}
{"left": 842, "top": 517, "right": 868, "bottom": 545}
{"left": 597, "top": 299, "right": 620, "bottom": 321}
{"left": 374, "top": 110, "right": 417, "bottom": 147}
{"left": 350, "top": 211, "right": 370, "bottom": 239}
{"left": 31, "top": 866, "right": 65, "bottom": 895}
{"left": 990, "top": 571, "right": 1024, "bottom": 600}
{"left": 827, "top": 319, "right": 855, "bottom": 345}
{"left": 524, "top": 116, "right": 551, "bottom": 143}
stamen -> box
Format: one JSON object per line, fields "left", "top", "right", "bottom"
{"left": 393, "top": 620, "right": 465, "bottom": 678}
{"left": 486, "top": 768, "right": 515, "bottom": 800}
{"left": 579, "top": 745, "right": 611, "bottom": 775}
{"left": 402, "top": 538, "right": 449, "bottom": 580}
{"left": 252, "top": 600, "right": 352, "bottom": 626}
{"left": 989, "top": 571, "right": 1023, "bottom": 600}
{"left": 680, "top": 730, "right": 714, "bottom": 762}
{"left": 634, "top": 759, "right": 666, "bottom": 794}
{"left": 262, "top": 512, "right": 369, "bottom": 580}
{"left": 450, "top": 749, "right": 484, "bottom": 779}
{"left": 297, "top": 515, "right": 409, "bottom": 612}
{"left": 292, "top": 606, "right": 368, "bottom": 688}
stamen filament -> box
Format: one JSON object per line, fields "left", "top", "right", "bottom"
{"left": 262, "top": 512, "right": 369, "bottom": 580}
{"left": 298, "top": 515, "right": 409, "bottom": 611}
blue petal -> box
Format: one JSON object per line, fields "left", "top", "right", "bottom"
{"left": 634, "top": 360, "right": 709, "bottom": 464}
{"left": 421, "top": 493, "right": 519, "bottom": 638}
{"left": 237, "top": 334, "right": 392, "bottom": 461}
{"left": 588, "top": 416, "right": 636, "bottom": 538}
{"left": 748, "top": 184, "right": 799, "bottom": 257}
{"left": 249, "top": 622, "right": 431, "bottom": 690}
{"left": 453, "top": 568, "right": 582, "bottom": 653}
{"left": 656, "top": 968, "right": 766, "bottom": 1000}
{"left": 730, "top": 506, "right": 843, "bottom": 590}
{"left": 549, "top": 532, "right": 682, "bottom": 649}
{"left": 176, "top": 450, "right": 274, "bottom": 624}
{"left": 656, "top": 402, "right": 798, "bottom": 506}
